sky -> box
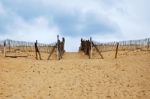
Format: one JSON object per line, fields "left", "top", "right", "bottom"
{"left": 0, "top": 0, "right": 150, "bottom": 51}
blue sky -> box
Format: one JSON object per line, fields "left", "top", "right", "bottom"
{"left": 0, "top": 0, "right": 150, "bottom": 51}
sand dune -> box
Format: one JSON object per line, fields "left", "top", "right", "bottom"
{"left": 0, "top": 51, "right": 150, "bottom": 99}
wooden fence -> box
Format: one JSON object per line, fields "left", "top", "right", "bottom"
{"left": 80, "top": 37, "right": 150, "bottom": 59}
{"left": 93, "top": 38, "right": 150, "bottom": 52}
{"left": 0, "top": 35, "right": 65, "bottom": 60}
{"left": 93, "top": 38, "right": 150, "bottom": 59}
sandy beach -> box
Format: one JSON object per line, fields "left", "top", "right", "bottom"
{"left": 0, "top": 51, "right": 150, "bottom": 99}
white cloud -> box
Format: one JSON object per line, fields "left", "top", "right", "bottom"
{"left": 0, "top": 2, "right": 6, "bottom": 15}
{"left": 48, "top": 0, "right": 150, "bottom": 40}
{"left": 107, "top": 0, "right": 150, "bottom": 40}
{"left": 0, "top": 16, "right": 60, "bottom": 44}
{"left": 0, "top": 0, "right": 150, "bottom": 51}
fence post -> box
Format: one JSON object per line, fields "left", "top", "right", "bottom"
{"left": 115, "top": 42, "right": 119, "bottom": 59}
{"left": 90, "top": 37, "right": 92, "bottom": 59}
{"left": 8, "top": 40, "right": 10, "bottom": 52}
{"left": 4, "top": 41, "right": 6, "bottom": 57}
{"left": 35, "top": 40, "right": 42, "bottom": 60}
{"left": 57, "top": 35, "right": 59, "bottom": 60}
{"left": 147, "top": 38, "right": 149, "bottom": 50}
{"left": 35, "top": 40, "right": 38, "bottom": 60}
{"left": 62, "top": 37, "right": 65, "bottom": 53}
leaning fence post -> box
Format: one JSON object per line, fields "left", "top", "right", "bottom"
{"left": 92, "top": 42, "right": 104, "bottom": 59}
{"left": 90, "top": 37, "right": 92, "bottom": 59}
{"left": 115, "top": 42, "right": 119, "bottom": 59}
{"left": 4, "top": 41, "right": 6, "bottom": 57}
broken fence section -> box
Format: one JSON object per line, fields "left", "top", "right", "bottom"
{"left": 0, "top": 36, "right": 65, "bottom": 60}
{"left": 79, "top": 37, "right": 103, "bottom": 59}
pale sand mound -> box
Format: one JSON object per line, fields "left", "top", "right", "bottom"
{"left": 0, "top": 51, "right": 150, "bottom": 99}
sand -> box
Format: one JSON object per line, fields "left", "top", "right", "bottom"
{"left": 0, "top": 51, "right": 150, "bottom": 99}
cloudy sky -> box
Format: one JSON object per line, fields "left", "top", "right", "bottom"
{"left": 0, "top": 0, "right": 150, "bottom": 51}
